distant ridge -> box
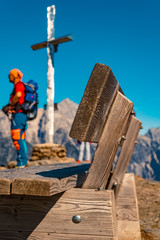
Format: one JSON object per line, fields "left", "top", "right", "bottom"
{"left": 0, "top": 98, "right": 160, "bottom": 181}
{"left": 129, "top": 127, "right": 160, "bottom": 181}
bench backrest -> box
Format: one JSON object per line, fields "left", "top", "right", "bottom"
{"left": 0, "top": 63, "right": 141, "bottom": 199}
{"left": 70, "top": 63, "right": 142, "bottom": 197}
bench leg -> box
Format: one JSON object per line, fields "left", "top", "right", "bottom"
{"left": 116, "top": 173, "right": 141, "bottom": 240}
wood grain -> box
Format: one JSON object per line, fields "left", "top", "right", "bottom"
{"left": 108, "top": 116, "right": 142, "bottom": 198}
{"left": 0, "top": 163, "right": 90, "bottom": 196}
{"left": 0, "top": 232, "right": 116, "bottom": 240}
{"left": 82, "top": 91, "right": 133, "bottom": 189}
{"left": 69, "top": 63, "right": 123, "bottom": 143}
{"left": 32, "top": 35, "right": 73, "bottom": 51}
{"left": 0, "top": 189, "right": 117, "bottom": 239}
{"left": 116, "top": 173, "right": 141, "bottom": 240}
{"left": 0, "top": 178, "right": 11, "bottom": 195}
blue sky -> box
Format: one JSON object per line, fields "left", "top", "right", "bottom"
{"left": 0, "top": 0, "right": 160, "bottom": 134}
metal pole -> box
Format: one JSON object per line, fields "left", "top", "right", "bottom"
{"left": 46, "top": 5, "right": 56, "bottom": 143}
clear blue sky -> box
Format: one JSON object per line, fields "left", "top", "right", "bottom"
{"left": 0, "top": 0, "right": 160, "bottom": 134}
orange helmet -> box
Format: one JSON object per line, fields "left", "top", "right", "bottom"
{"left": 9, "top": 69, "right": 23, "bottom": 80}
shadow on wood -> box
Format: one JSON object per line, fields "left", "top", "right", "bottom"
{"left": 0, "top": 189, "right": 117, "bottom": 240}
{"left": 35, "top": 163, "right": 90, "bottom": 179}
{"left": 0, "top": 193, "right": 63, "bottom": 239}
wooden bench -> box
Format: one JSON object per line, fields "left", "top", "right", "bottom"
{"left": 0, "top": 63, "right": 142, "bottom": 240}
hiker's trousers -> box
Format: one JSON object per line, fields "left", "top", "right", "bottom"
{"left": 78, "top": 142, "right": 91, "bottom": 161}
{"left": 11, "top": 112, "right": 28, "bottom": 167}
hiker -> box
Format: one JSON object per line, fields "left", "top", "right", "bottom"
{"left": 77, "top": 141, "right": 91, "bottom": 163}
{"left": 2, "top": 69, "right": 28, "bottom": 168}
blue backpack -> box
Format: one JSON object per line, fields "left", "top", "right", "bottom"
{"left": 21, "top": 80, "right": 38, "bottom": 121}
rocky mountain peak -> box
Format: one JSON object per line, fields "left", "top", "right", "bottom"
{"left": 145, "top": 127, "right": 160, "bottom": 143}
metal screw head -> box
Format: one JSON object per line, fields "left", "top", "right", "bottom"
{"left": 98, "top": 187, "right": 104, "bottom": 191}
{"left": 131, "top": 110, "right": 136, "bottom": 116}
{"left": 119, "top": 135, "right": 127, "bottom": 146}
{"left": 112, "top": 182, "right": 118, "bottom": 189}
{"left": 121, "top": 135, "right": 126, "bottom": 141}
{"left": 72, "top": 215, "right": 81, "bottom": 224}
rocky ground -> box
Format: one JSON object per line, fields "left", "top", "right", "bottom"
{"left": 135, "top": 176, "right": 160, "bottom": 240}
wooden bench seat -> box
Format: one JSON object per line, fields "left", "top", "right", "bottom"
{"left": 0, "top": 63, "right": 142, "bottom": 240}
{"left": 0, "top": 163, "right": 90, "bottom": 196}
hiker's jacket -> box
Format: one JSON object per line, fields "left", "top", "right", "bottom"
{"left": 10, "top": 81, "right": 25, "bottom": 113}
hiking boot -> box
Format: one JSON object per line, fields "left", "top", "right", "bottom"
{"left": 85, "top": 160, "right": 91, "bottom": 163}
{"left": 14, "top": 165, "right": 25, "bottom": 169}
{"left": 77, "top": 160, "right": 82, "bottom": 163}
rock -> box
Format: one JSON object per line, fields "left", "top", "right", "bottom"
{"left": 57, "top": 151, "right": 66, "bottom": 158}
{"left": 28, "top": 156, "right": 75, "bottom": 166}
{"left": 30, "top": 156, "right": 40, "bottom": 161}
{"left": 7, "top": 161, "right": 17, "bottom": 168}
{"left": 0, "top": 167, "right": 7, "bottom": 170}
{"left": 30, "top": 143, "right": 67, "bottom": 161}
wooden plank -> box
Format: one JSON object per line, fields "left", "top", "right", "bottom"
{"left": 0, "top": 189, "right": 117, "bottom": 239}
{"left": 48, "top": 35, "right": 73, "bottom": 46}
{"left": 12, "top": 177, "right": 61, "bottom": 196}
{"left": 0, "top": 163, "right": 90, "bottom": 196}
{"left": 0, "top": 178, "right": 11, "bottom": 195}
{"left": 31, "top": 35, "right": 73, "bottom": 50}
{"left": 11, "top": 163, "right": 90, "bottom": 196}
{"left": 108, "top": 116, "right": 142, "bottom": 198}
{"left": 69, "top": 63, "right": 123, "bottom": 143}
{"left": 31, "top": 41, "right": 47, "bottom": 51}
{"left": 11, "top": 174, "right": 86, "bottom": 196}
{"left": 116, "top": 173, "right": 141, "bottom": 240}
{"left": 82, "top": 91, "right": 133, "bottom": 189}
{"left": 0, "top": 232, "right": 115, "bottom": 240}
{"left": 0, "top": 163, "right": 89, "bottom": 178}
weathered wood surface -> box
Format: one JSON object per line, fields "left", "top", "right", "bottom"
{"left": 70, "top": 63, "right": 123, "bottom": 143}
{"left": 0, "top": 163, "right": 90, "bottom": 196}
{"left": 0, "top": 178, "right": 11, "bottom": 195}
{"left": 0, "top": 232, "right": 116, "bottom": 240}
{"left": 31, "top": 35, "right": 73, "bottom": 51}
{"left": 108, "top": 116, "right": 142, "bottom": 197}
{"left": 0, "top": 189, "right": 117, "bottom": 240}
{"left": 116, "top": 173, "right": 141, "bottom": 240}
{"left": 82, "top": 91, "right": 133, "bottom": 189}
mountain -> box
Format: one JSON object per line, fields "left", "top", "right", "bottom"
{"left": 0, "top": 98, "right": 160, "bottom": 181}
{"left": 129, "top": 128, "right": 160, "bottom": 181}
